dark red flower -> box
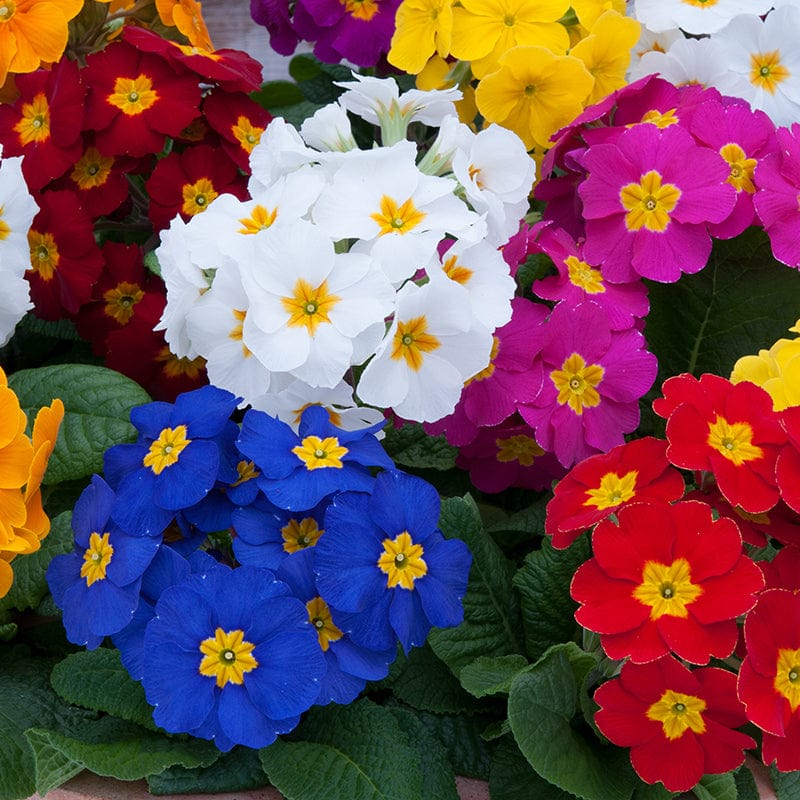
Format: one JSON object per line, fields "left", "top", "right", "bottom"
{"left": 571, "top": 500, "right": 764, "bottom": 664}
{"left": 202, "top": 90, "right": 272, "bottom": 170}
{"left": 594, "top": 657, "right": 754, "bottom": 793}
{"left": 777, "top": 406, "right": 800, "bottom": 514}
{"left": 760, "top": 546, "right": 800, "bottom": 592}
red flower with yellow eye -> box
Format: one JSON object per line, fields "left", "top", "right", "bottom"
{"left": 202, "top": 91, "right": 272, "bottom": 170}
{"left": 571, "top": 500, "right": 764, "bottom": 664}
{"left": 0, "top": 59, "right": 84, "bottom": 190}
{"left": 81, "top": 39, "right": 201, "bottom": 158}
{"left": 654, "top": 373, "right": 786, "bottom": 514}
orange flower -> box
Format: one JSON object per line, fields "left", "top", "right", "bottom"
{"left": 0, "top": 0, "right": 82, "bottom": 86}
{"left": 155, "top": 0, "right": 214, "bottom": 50}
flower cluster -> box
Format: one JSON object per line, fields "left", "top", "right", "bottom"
{"left": 46, "top": 385, "right": 471, "bottom": 750}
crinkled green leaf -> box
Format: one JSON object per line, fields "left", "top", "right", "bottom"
{"left": 489, "top": 737, "right": 576, "bottom": 800}
{"left": 412, "top": 710, "right": 494, "bottom": 781}
{"left": 732, "top": 765, "right": 760, "bottom": 800}
{"left": 770, "top": 765, "right": 800, "bottom": 800}
{"left": 459, "top": 654, "right": 529, "bottom": 698}
{"left": 692, "top": 772, "right": 737, "bottom": 800}
{"left": 252, "top": 80, "right": 305, "bottom": 110}
{"left": 147, "top": 747, "right": 265, "bottom": 795}
{"left": 382, "top": 424, "right": 457, "bottom": 471}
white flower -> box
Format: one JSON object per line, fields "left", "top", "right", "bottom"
{"left": 0, "top": 155, "right": 38, "bottom": 278}
{"left": 0, "top": 268, "right": 33, "bottom": 347}
{"left": 712, "top": 6, "right": 800, "bottom": 127}
{"left": 357, "top": 280, "right": 493, "bottom": 423}
{"left": 239, "top": 219, "right": 395, "bottom": 389}
{"left": 417, "top": 115, "right": 475, "bottom": 176}
{"left": 633, "top": 0, "right": 772, "bottom": 34}
{"left": 630, "top": 35, "right": 730, "bottom": 88}
{"left": 628, "top": 25, "right": 682, "bottom": 77}
{"left": 300, "top": 104, "right": 358, "bottom": 152}
{"left": 248, "top": 118, "right": 325, "bottom": 192}
{"left": 313, "top": 141, "right": 485, "bottom": 284}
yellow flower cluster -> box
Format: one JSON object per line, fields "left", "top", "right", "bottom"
{"left": 388, "top": 0, "right": 640, "bottom": 152}
{"left": 731, "top": 319, "right": 800, "bottom": 411}
{"left": 0, "top": 365, "right": 63, "bottom": 598}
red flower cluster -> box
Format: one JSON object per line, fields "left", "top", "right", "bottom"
{"left": 0, "top": 27, "right": 272, "bottom": 401}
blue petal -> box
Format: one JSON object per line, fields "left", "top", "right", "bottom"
{"left": 46, "top": 552, "right": 83, "bottom": 606}
{"left": 106, "top": 532, "right": 160, "bottom": 587}
{"left": 369, "top": 470, "right": 440, "bottom": 541}
{"left": 153, "top": 440, "right": 219, "bottom": 510}
{"left": 112, "top": 468, "right": 173, "bottom": 537}
{"left": 275, "top": 551, "right": 317, "bottom": 601}
{"left": 316, "top": 651, "right": 366, "bottom": 706}
{"left": 182, "top": 489, "right": 234, "bottom": 533}
{"left": 416, "top": 537, "right": 471, "bottom": 628}
{"left": 237, "top": 410, "right": 299, "bottom": 480}
{"left": 58, "top": 582, "right": 104, "bottom": 648}
{"left": 343, "top": 435, "right": 395, "bottom": 470}
{"left": 103, "top": 443, "right": 149, "bottom": 492}
{"left": 331, "top": 636, "right": 394, "bottom": 681}
{"left": 71, "top": 476, "right": 115, "bottom": 543}
{"left": 130, "top": 402, "right": 174, "bottom": 440}
{"left": 173, "top": 385, "right": 239, "bottom": 437}
{"left": 334, "top": 594, "right": 395, "bottom": 652}
{"left": 217, "top": 684, "right": 282, "bottom": 749}
{"left": 389, "top": 588, "right": 431, "bottom": 655}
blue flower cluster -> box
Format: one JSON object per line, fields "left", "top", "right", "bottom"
{"left": 47, "top": 385, "right": 472, "bottom": 751}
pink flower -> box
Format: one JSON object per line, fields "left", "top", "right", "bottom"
{"left": 579, "top": 123, "right": 736, "bottom": 283}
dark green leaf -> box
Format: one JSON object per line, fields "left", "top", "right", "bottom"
{"left": 252, "top": 80, "right": 305, "bottom": 109}
{"left": 732, "top": 765, "right": 761, "bottom": 800}
{"left": 289, "top": 53, "right": 322, "bottom": 82}
{"left": 770, "top": 766, "right": 800, "bottom": 800}
{"left": 489, "top": 737, "right": 576, "bottom": 800}
{"left": 459, "top": 654, "right": 529, "bottom": 698}
{"left": 692, "top": 772, "right": 736, "bottom": 800}
{"left": 382, "top": 424, "right": 457, "bottom": 471}
{"left": 147, "top": 747, "right": 265, "bottom": 794}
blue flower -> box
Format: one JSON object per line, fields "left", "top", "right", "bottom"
{"left": 236, "top": 405, "right": 394, "bottom": 511}
{"left": 104, "top": 385, "right": 241, "bottom": 536}
{"left": 46, "top": 475, "right": 160, "bottom": 648}
{"left": 314, "top": 469, "right": 472, "bottom": 654}
{"left": 140, "top": 562, "right": 325, "bottom": 751}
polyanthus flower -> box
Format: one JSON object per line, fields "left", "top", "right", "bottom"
{"left": 315, "top": 469, "right": 471, "bottom": 654}
{"left": 519, "top": 301, "right": 657, "bottom": 468}
{"left": 633, "top": 0, "right": 772, "bottom": 35}
{"left": 653, "top": 373, "right": 786, "bottom": 514}
{"left": 630, "top": 36, "right": 730, "bottom": 90}
{"left": 236, "top": 405, "right": 394, "bottom": 511}
{"left": 579, "top": 123, "right": 736, "bottom": 283}
{"left": 777, "top": 406, "right": 800, "bottom": 515}
{"left": 46, "top": 475, "right": 161, "bottom": 649}
{"left": 387, "top": 0, "right": 453, "bottom": 74}
{"left": 155, "top": 0, "right": 214, "bottom": 50}
{"left": 594, "top": 657, "right": 754, "bottom": 793}
{"left": 141, "top": 562, "right": 325, "bottom": 751}
{"left": 571, "top": 500, "right": 764, "bottom": 664}
{"left": 545, "top": 437, "right": 685, "bottom": 550}
{"left": 201, "top": 91, "right": 272, "bottom": 171}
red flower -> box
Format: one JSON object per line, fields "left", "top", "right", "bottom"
{"left": 545, "top": 437, "right": 685, "bottom": 549}
{"left": 571, "top": 500, "right": 764, "bottom": 664}
{"left": 82, "top": 39, "right": 201, "bottom": 157}
{"left": 145, "top": 143, "right": 248, "bottom": 231}
{"left": 760, "top": 546, "right": 800, "bottom": 592}
{"left": 738, "top": 588, "right": 800, "bottom": 771}
{"left": 202, "top": 90, "right": 272, "bottom": 170}
{"left": 0, "top": 59, "right": 84, "bottom": 190}
{"left": 654, "top": 373, "right": 785, "bottom": 513}
{"left": 594, "top": 657, "right": 754, "bottom": 793}
{"left": 777, "top": 406, "right": 800, "bottom": 514}
{"left": 25, "top": 190, "right": 104, "bottom": 320}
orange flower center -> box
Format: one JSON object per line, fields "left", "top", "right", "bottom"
{"left": 14, "top": 93, "right": 50, "bottom": 145}
{"left": 391, "top": 316, "right": 440, "bottom": 371}
{"left": 750, "top": 51, "right": 789, "bottom": 95}
{"left": 103, "top": 282, "right": 145, "bottom": 324}
{"left": 71, "top": 147, "right": 114, "bottom": 190}
{"left": 28, "top": 230, "right": 60, "bottom": 280}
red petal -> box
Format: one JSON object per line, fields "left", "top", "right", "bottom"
{"left": 631, "top": 732, "right": 705, "bottom": 793}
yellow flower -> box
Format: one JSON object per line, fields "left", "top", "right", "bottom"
{"left": 450, "top": 0, "right": 570, "bottom": 79}
{"left": 388, "top": 0, "right": 454, "bottom": 74}
{"left": 0, "top": 0, "right": 82, "bottom": 86}
{"left": 475, "top": 45, "right": 593, "bottom": 150}
{"left": 569, "top": 10, "right": 640, "bottom": 105}
{"left": 416, "top": 55, "right": 478, "bottom": 125}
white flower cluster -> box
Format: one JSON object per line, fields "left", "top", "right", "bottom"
{"left": 155, "top": 74, "right": 535, "bottom": 425}
{"left": 0, "top": 147, "right": 37, "bottom": 347}
{"left": 628, "top": 3, "right": 800, "bottom": 128}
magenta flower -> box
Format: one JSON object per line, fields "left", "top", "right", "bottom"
{"left": 689, "top": 97, "right": 778, "bottom": 240}
{"left": 579, "top": 123, "right": 736, "bottom": 283}
{"left": 754, "top": 123, "right": 800, "bottom": 269}
{"left": 530, "top": 224, "right": 649, "bottom": 330}
{"left": 425, "top": 298, "right": 548, "bottom": 447}
{"left": 250, "top": 0, "right": 301, "bottom": 56}
{"left": 519, "top": 301, "right": 657, "bottom": 468}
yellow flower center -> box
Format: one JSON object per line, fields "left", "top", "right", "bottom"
{"left": 719, "top": 142, "right": 757, "bottom": 194}
{"left": 465, "top": 336, "right": 499, "bottom": 385}
{"left": 620, "top": 170, "right": 682, "bottom": 232}
{"left": 80, "top": 532, "right": 114, "bottom": 587}
{"left": 550, "top": 353, "right": 604, "bottom": 415}
{"left": 750, "top": 51, "right": 790, "bottom": 94}
{"left": 707, "top": 416, "right": 763, "bottom": 466}
{"left": 71, "top": 146, "right": 114, "bottom": 190}
{"left": 632, "top": 558, "right": 703, "bottom": 620}
{"left": 443, "top": 254, "right": 474, "bottom": 285}
{"left": 565, "top": 255, "right": 605, "bottom": 294}
{"left": 103, "top": 282, "right": 144, "bottom": 325}
{"left": 230, "top": 459, "right": 259, "bottom": 487}
{"left": 108, "top": 75, "right": 160, "bottom": 115}
{"left": 632, "top": 108, "right": 678, "bottom": 129}
{"left": 232, "top": 116, "right": 264, "bottom": 153}
{"left": 281, "top": 278, "right": 341, "bottom": 335}
{"left": 27, "top": 230, "right": 60, "bottom": 281}
{"left": 681, "top": 0, "right": 718, "bottom": 7}
{"left": 646, "top": 689, "right": 707, "bottom": 740}
{"left": 342, "top": 0, "right": 380, "bottom": 21}
{"left": 371, "top": 195, "right": 427, "bottom": 236}
{"left": 142, "top": 424, "right": 191, "bottom": 475}
{"left": 238, "top": 204, "right": 277, "bottom": 234}
{"left": 306, "top": 596, "right": 343, "bottom": 651}
{"left": 199, "top": 628, "right": 258, "bottom": 688}
{"left": 291, "top": 435, "right": 348, "bottom": 470}
{"left": 228, "top": 308, "right": 252, "bottom": 358}
{"left": 0, "top": 1, "right": 16, "bottom": 23}
{"left": 583, "top": 470, "right": 638, "bottom": 510}
{"left": 281, "top": 517, "right": 324, "bottom": 553}
{"left": 0, "top": 208, "right": 9, "bottom": 241}
{"left": 155, "top": 347, "right": 205, "bottom": 379}
{"left": 391, "top": 316, "right": 440, "bottom": 372}
{"left": 14, "top": 93, "right": 50, "bottom": 146}
{"left": 774, "top": 648, "right": 800, "bottom": 712}
{"left": 292, "top": 403, "right": 343, "bottom": 428}
{"left": 182, "top": 178, "right": 217, "bottom": 216}
{"left": 378, "top": 530, "right": 428, "bottom": 590}
{"left": 495, "top": 434, "right": 544, "bottom": 467}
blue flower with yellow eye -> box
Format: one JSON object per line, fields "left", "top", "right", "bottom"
{"left": 140, "top": 562, "right": 325, "bottom": 751}
{"left": 314, "top": 469, "right": 472, "bottom": 654}
{"left": 46, "top": 475, "right": 161, "bottom": 649}
{"left": 103, "top": 385, "right": 241, "bottom": 536}
{"left": 236, "top": 405, "right": 394, "bottom": 511}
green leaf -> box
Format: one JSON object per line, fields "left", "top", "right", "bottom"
{"left": 270, "top": 101, "right": 325, "bottom": 129}
{"left": 770, "top": 766, "right": 800, "bottom": 800}
{"left": 732, "top": 766, "right": 760, "bottom": 800}
{"left": 9, "top": 364, "right": 150, "bottom": 485}
{"left": 382, "top": 424, "right": 457, "bottom": 471}
{"left": 691, "top": 772, "right": 736, "bottom": 800}
{"left": 289, "top": 53, "right": 322, "bottom": 82}
{"left": 0, "top": 511, "right": 73, "bottom": 613}
{"left": 508, "top": 643, "right": 636, "bottom": 800}
{"left": 428, "top": 496, "right": 524, "bottom": 675}
{"left": 512, "top": 536, "right": 591, "bottom": 661}
{"left": 260, "top": 699, "right": 422, "bottom": 800}
{"left": 459, "top": 655, "right": 529, "bottom": 698}
{"left": 412, "top": 710, "right": 493, "bottom": 781}
{"left": 631, "top": 782, "right": 675, "bottom": 800}
{"left": 50, "top": 649, "right": 157, "bottom": 731}
{"left": 147, "top": 748, "right": 265, "bottom": 795}
{"left": 489, "top": 737, "right": 576, "bottom": 800}
{"left": 252, "top": 80, "right": 306, "bottom": 110}
{"left": 26, "top": 717, "right": 219, "bottom": 787}
{"left": 390, "top": 644, "right": 483, "bottom": 714}
{"left": 16, "top": 314, "right": 81, "bottom": 342}
{"left": 645, "top": 228, "right": 800, "bottom": 383}
{"left": 486, "top": 496, "right": 548, "bottom": 537}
